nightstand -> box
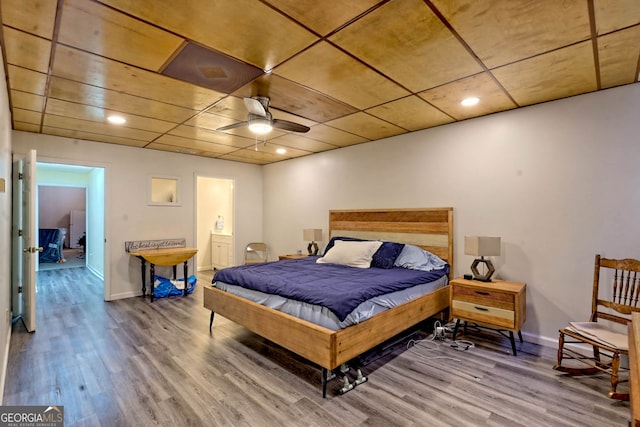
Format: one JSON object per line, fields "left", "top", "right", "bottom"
{"left": 449, "top": 277, "right": 526, "bottom": 355}
{"left": 278, "top": 254, "right": 309, "bottom": 260}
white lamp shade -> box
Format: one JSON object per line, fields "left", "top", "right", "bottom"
{"left": 464, "top": 236, "right": 501, "bottom": 257}
{"left": 303, "top": 228, "right": 323, "bottom": 241}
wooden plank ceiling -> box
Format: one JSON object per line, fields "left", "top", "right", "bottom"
{"left": 1, "top": 0, "right": 639, "bottom": 165}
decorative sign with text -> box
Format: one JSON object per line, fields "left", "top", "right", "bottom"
{"left": 124, "top": 238, "right": 186, "bottom": 252}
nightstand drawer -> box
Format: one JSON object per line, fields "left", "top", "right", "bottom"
{"left": 452, "top": 286, "right": 515, "bottom": 311}
{"left": 451, "top": 300, "right": 515, "bottom": 329}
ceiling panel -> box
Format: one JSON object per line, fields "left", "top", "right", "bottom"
{"left": 1, "top": 1, "right": 638, "bottom": 165}
{"left": 598, "top": 26, "right": 640, "bottom": 89}
{"left": 10, "top": 90, "right": 43, "bottom": 112}
{"left": 303, "top": 124, "right": 368, "bottom": 147}
{"left": 6, "top": 65, "right": 47, "bottom": 95}
{"left": 492, "top": 42, "right": 598, "bottom": 107}
{"left": 0, "top": 0, "right": 57, "bottom": 39}
{"left": 169, "top": 125, "right": 256, "bottom": 149}
{"left": 3, "top": 27, "right": 51, "bottom": 72}
{"left": 98, "top": 0, "right": 319, "bottom": 71}
{"left": 268, "top": 133, "right": 337, "bottom": 152}
{"left": 419, "top": 73, "right": 517, "bottom": 121}
{"left": 274, "top": 41, "right": 410, "bottom": 110}
{"left": 43, "top": 126, "right": 149, "bottom": 148}
{"left": 153, "top": 134, "right": 238, "bottom": 154}
{"left": 13, "top": 108, "right": 41, "bottom": 125}
{"left": 434, "top": 0, "right": 592, "bottom": 69}
{"left": 44, "top": 99, "right": 177, "bottom": 134}
{"left": 264, "top": 0, "right": 383, "bottom": 36}
{"left": 51, "top": 45, "right": 225, "bottom": 110}
{"left": 47, "top": 77, "right": 198, "bottom": 124}
{"left": 14, "top": 122, "right": 40, "bottom": 132}
{"left": 594, "top": 0, "right": 640, "bottom": 34}
{"left": 366, "top": 96, "right": 454, "bottom": 131}
{"left": 325, "top": 112, "right": 407, "bottom": 141}
{"left": 43, "top": 114, "right": 160, "bottom": 142}
{"left": 330, "top": 0, "right": 483, "bottom": 92}
{"left": 58, "top": 0, "right": 184, "bottom": 72}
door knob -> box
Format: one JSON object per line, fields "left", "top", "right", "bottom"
{"left": 23, "top": 247, "right": 43, "bottom": 253}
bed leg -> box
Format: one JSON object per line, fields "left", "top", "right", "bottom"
{"left": 209, "top": 311, "right": 215, "bottom": 334}
{"left": 322, "top": 368, "right": 328, "bottom": 398}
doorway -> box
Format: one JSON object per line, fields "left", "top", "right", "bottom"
{"left": 196, "top": 176, "right": 235, "bottom": 272}
{"left": 37, "top": 185, "right": 86, "bottom": 271}
{"left": 36, "top": 161, "right": 107, "bottom": 285}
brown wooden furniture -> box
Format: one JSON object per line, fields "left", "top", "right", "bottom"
{"left": 129, "top": 247, "right": 198, "bottom": 302}
{"left": 630, "top": 312, "right": 640, "bottom": 426}
{"left": 278, "top": 254, "right": 308, "bottom": 260}
{"left": 204, "top": 207, "right": 453, "bottom": 397}
{"left": 554, "top": 255, "right": 640, "bottom": 400}
{"left": 450, "top": 277, "right": 526, "bottom": 355}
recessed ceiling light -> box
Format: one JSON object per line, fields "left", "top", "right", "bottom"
{"left": 276, "top": 148, "right": 287, "bottom": 155}
{"left": 461, "top": 97, "right": 480, "bottom": 107}
{"left": 107, "top": 115, "right": 126, "bottom": 124}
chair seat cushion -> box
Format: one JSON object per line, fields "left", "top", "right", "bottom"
{"left": 566, "top": 322, "right": 628, "bottom": 351}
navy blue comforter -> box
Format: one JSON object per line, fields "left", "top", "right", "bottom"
{"left": 213, "top": 257, "right": 449, "bottom": 321}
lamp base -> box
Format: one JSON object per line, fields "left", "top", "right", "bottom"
{"left": 470, "top": 257, "right": 495, "bottom": 282}
{"left": 307, "top": 242, "right": 319, "bottom": 256}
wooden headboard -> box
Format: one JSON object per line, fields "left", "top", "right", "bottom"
{"left": 328, "top": 208, "right": 454, "bottom": 279}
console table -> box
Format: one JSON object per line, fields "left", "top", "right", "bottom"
{"left": 128, "top": 247, "right": 198, "bottom": 302}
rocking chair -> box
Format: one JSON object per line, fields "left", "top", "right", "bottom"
{"left": 554, "top": 254, "right": 640, "bottom": 400}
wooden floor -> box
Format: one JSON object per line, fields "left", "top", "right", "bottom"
{"left": 3, "top": 268, "right": 631, "bottom": 426}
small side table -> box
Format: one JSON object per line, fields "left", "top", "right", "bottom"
{"left": 449, "top": 277, "right": 526, "bottom": 355}
{"left": 279, "top": 254, "right": 309, "bottom": 260}
{"left": 128, "top": 247, "right": 198, "bottom": 302}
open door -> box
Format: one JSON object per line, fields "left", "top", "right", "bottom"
{"left": 12, "top": 149, "right": 38, "bottom": 332}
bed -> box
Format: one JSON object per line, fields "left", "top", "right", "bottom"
{"left": 203, "top": 208, "right": 454, "bottom": 396}
{"left": 39, "top": 228, "right": 67, "bottom": 263}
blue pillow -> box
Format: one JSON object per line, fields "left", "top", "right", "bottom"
{"left": 394, "top": 244, "right": 447, "bottom": 272}
{"left": 324, "top": 237, "right": 405, "bottom": 269}
{"left": 372, "top": 241, "right": 405, "bottom": 269}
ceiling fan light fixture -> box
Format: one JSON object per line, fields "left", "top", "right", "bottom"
{"left": 248, "top": 117, "right": 272, "bottom": 134}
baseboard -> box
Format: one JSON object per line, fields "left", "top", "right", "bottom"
{"left": 109, "top": 290, "right": 140, "bottom": 300}
{"left": 522, "top": 331, "right": 558, "bottom": 348}
{"left": 86, "top": 264, "right": 103, "bottom": 281}
{"left": 0, "top": 324, "right": 11, "bottom": 405}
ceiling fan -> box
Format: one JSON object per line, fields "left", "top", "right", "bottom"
{"left": 216, "top": 96, "right": 310, "bottom": 135}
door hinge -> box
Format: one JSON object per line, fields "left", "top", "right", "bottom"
{"left": 18, "top": 286, "right": 22, "bottom": 293}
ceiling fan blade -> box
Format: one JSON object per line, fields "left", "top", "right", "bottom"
{"left": 272, "top": 119, "right": 310, "bottom": 133}
{"left": 244, "top": 97, "right": 267, "bottom": 117}
{"left": 216, "top": 121, "right": 248, "bottom": 131}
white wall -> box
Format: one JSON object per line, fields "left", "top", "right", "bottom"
{"left": 263, "top": 83, "right": 640, "bottom": 347}
{"left": 12, "top": 132, "right": 263, "bottom": 300}
{"left": 0, "top": 44, "right": 12, "bottom": 403}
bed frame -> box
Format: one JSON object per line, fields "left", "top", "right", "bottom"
{"left": 203, "top": 207, "right": 454, "bottom": 396}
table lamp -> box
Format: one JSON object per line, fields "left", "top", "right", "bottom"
{"left": 303, "top": 228, "right": 323, "bottom": 255}
{"left": 464, "top": 236, "right": 501, "bottom": 282}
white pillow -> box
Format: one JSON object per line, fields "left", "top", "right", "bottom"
{"left": 316, "top": 240, "right": 383, "bottom": 268}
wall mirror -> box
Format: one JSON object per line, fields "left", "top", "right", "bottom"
{"left": 148, "top": 175, "right": 181, "bottom": 206}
